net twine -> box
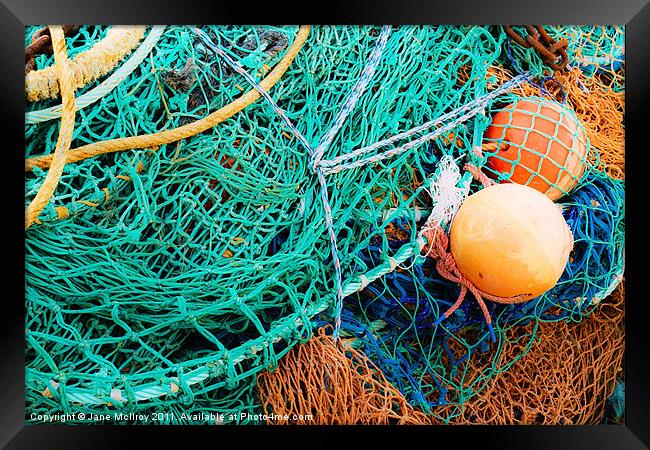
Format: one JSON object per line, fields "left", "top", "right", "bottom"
{"left": 25, "top": 25, "right": 311, "bottom": 229}
{"left": 258, "top": 282, "right": 624, "bottom": 425}
{"left": 546, "top": 68, "right": 624, "bottom": 180}
{"left": 256, "top": 326, "right": 426, "bottom": 424}
{"left": 430, "top": 281, "right": 625, "bottom": 424}
{"left": 552, "top": 25, "right": 624, "bottom": 92}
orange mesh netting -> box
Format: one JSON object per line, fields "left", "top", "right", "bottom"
{"left": 435, "top": 281, "right": 625, "bottom": 425}
{"left": 256, "top": 326, "right": 429, "bottom": 424}
{"left": 409, "top": 282, "right": 623, "bottom": 425}
{"left": 257, "top": 283, "right": 624, "bottom": 425}
{"left": 554, "top": 69, "right": 624, "bottom": 181}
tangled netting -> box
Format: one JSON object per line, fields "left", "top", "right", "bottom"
{"left": 257, "top": 326, "right": 423, "bottom": 424}
{"left": 259, "top": 281, "right": 624, "bottom": 425}
{"left": 25, "top": 24, "right": 624, "bottom": 424}
{"left": 438, "top": 281, "right": 625, "bottom": 425}
{"left": 551, "top": 25, "right": 625, "bottom": 92}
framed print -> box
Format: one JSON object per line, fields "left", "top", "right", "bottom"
{"left": 2, "top": 0, "right": 649, "bottom": 447}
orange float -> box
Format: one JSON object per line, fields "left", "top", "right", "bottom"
{"left": 450, "top": 183, "right": 573, "bottom": 300}
{"left": 483, "top": 97, "right": 589, "bottom": 201}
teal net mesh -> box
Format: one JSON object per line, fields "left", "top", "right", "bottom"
{"left": 25, "top": 25, "right": 624, "bottom": 424}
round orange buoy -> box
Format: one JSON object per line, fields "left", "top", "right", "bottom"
{"left": 450, "top": 183, "right": 573, "bottom": 300}
{"left": 484, "top": 97, "right": 589, "bottom": 201}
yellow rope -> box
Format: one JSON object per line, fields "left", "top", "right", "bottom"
{"left": 25, "top": 26, "right": 146, "bottom": 102}
{"left": 25, "top": 25, "right": 311, "bottom": 172}
{"left": 25, "top": 26, "right": 77, "bottom": 229}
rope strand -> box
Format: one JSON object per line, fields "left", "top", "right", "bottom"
{"left": 25, "top": 26, "right": 77, "bottom": 229}
{"left": 24, "top": 26, "right": 311, "bottom": 172}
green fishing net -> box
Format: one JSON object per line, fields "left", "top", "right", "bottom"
{"left": 24, "top": 25, "right": 625, "bottom": 424}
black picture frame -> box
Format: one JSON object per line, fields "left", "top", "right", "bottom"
{"left": 2, "top": 0, "right": 648, "bottom": 447}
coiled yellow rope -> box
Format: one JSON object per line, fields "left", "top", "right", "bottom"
{"left": 25, "top": 26, "right": 311, "bottom": 228}
{"left": 25, "top": 26, "right": 146, "bottom": 102}
{"left": 25, "top": 26, "right": 77, "bottom": 229}
{"left": 25, "top": 25, "right": 311, "bottom": 173}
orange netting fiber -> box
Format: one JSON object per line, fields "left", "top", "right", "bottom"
{"left": 256, "top": 326, "right": 429, "bottom": 424}
{"left": 429, "top": 281, "right": 625, "bottom": 425}
{"left": 257, "top": 283, "right": 624, "bottom": 425}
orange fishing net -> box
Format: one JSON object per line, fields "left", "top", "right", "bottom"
{"left": 256, "top": 326, "right": 428, "bottom": 424}
{"left": 257, "top": 282, "right": 624, "bottom": 425}
{"left": 558, "top": 69, "right": 624, "bottom": 181}
{"left": 422, "top": 281, "right": 625, "bottom": 425}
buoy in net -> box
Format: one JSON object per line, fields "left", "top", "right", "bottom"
{"left": 450, "top": 183, "right": 573, "bottom": 300}
{"left": 483, "top": 97, "right": 589, "bottom": 201}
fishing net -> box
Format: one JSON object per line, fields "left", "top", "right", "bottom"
{"left": 25, "top": 24, "right": 625, "bottom": 424}
{"left": 257, "top": 325, "right": 424, "bottom": 424}
{"left": 550, "top": 25, "right": 625, "bottom": 92}
{"left": 258, "top": 282, "right": 624, "bottom": 425}
{"left": 437, "top": 281, "right": 625, "bottom": 425}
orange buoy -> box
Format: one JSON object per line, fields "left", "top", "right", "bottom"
{"left": 483, "top": 97, "right": 589, "bottom": 201}
{"left": 450, "top": 183, "right": 573, "bottom": 300}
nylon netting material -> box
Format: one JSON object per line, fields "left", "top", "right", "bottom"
{"left": 25, "top": 25, "right": 624, "bottom": 424}
{"left": 550, "top": 25, "right": 625, "bottom": 93}
{"left": 438, "top": 280, "right": 625, "bottom": 425}
{"left": 256, "top": 325, "right": 424, "bottom": 425}
{"left": 258, "top": 281, "right": 624, "bottom": 425}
